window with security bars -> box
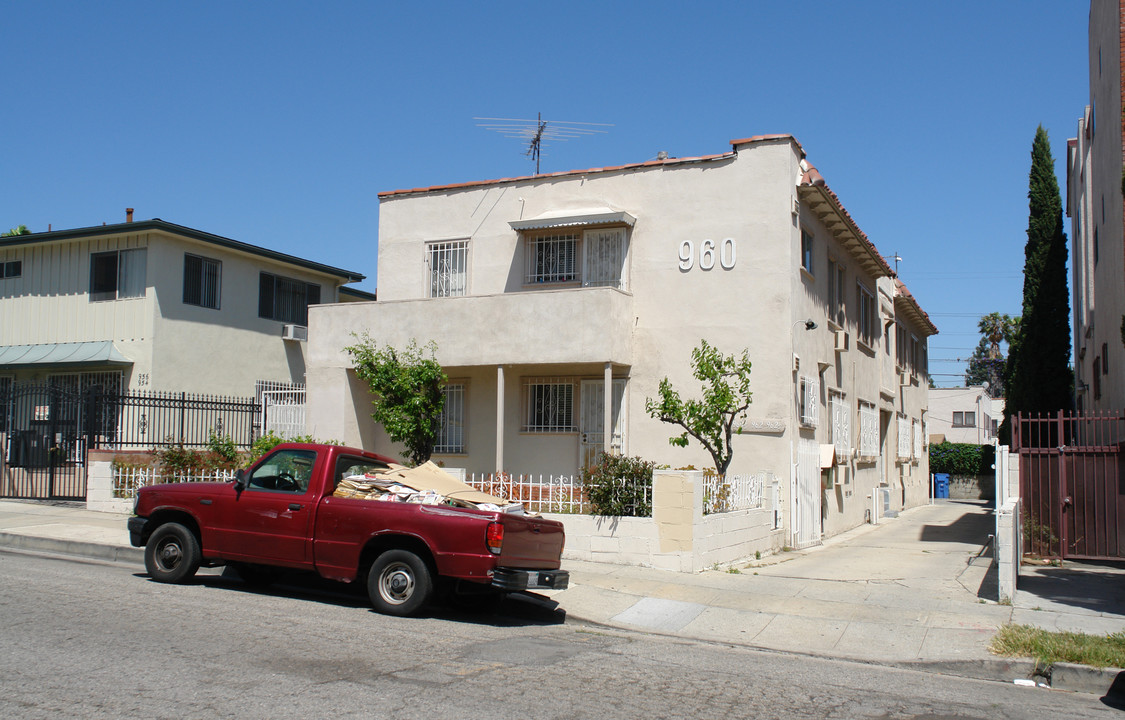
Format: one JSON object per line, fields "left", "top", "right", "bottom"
{"left": 583, "top": 228, "right": 627, "bottom": 289}
{"left": 858, "top": 402, "right": 878, "bottom": 459}
{"left": 434, "top": 383, "right": 465, "bottom": 453}
{"left": 184, "top": 253, "right": 221, "bottom": 309}
{"left": 523, "top": 379, "right": 575, "bottom": 432}
{"left": 48, "top": 371, "right": 123, "bottom": 395}
{"left": 526, "top": 233, "right": 579, "bottom": 284}
{"left": 259, "top": 272, "right": 320, "bottom": 324}
{"left": 912, "top": 418, "right": 922, "bottom": 460}
{"left": 897, "top": 414, "right": 911, "bottom": 460}
{"left": 830, "top": 393, "right": 850, "bottom": 459}
{"left": 428, "top": 240, "right": 468, "bottom": 298}
{"left": 799, "top": 375, "right": 819, "bottom": 428}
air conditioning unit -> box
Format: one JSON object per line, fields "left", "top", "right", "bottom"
{"left": 281, "top": 324, "right": 308, "bottom": 342}
{"left": 833, "top": 330, "right": 849, "bottom": 352}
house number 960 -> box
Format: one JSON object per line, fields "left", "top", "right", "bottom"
{"left": 678, "top": 238, "right": 736, "bottom": 271}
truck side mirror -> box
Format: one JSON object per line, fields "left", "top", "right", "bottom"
{"left": 234, "top": 468, "right": 247, "bottom": 492}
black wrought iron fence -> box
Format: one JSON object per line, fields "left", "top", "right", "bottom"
{"left": 85, "top": 389, "right": 261, "bottom": 450}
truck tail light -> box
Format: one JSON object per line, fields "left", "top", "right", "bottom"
{"left": 486, "top": 522, "right": 504, "bottom": 555}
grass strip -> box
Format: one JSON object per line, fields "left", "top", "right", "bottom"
{"left": 989, "top": 623, "right": 1125, "bottom": 668}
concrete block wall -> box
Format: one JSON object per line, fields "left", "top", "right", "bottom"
{"left": 86, "top": 451, "right": 133, "bottom": 514}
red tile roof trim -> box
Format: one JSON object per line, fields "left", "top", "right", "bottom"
{"left": 799, "top": 162, "right": 893, "bottom": 277}
{"left": 379, "top": 151, "right": 737, "bottom": 199}
{"left": 894, "top": 278, "right": 939, "bottom": 335}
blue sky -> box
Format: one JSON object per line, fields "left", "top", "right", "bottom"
{"left": 2, "top": 1, "right": 1090, "bottom": 387}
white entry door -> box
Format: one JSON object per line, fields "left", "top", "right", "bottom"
{"left": 579, "top": 379, "right": 626, "bottom": 468}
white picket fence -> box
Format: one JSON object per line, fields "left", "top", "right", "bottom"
{"left": 112, "top": 466, "right": 237, "bottom": 500}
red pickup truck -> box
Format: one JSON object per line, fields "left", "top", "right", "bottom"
{"left": 127, "top": 443, "right": 569, "bottom": 615}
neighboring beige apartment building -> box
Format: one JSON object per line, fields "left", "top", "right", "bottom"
{"left": 0, "top": 215, "right": 366, "bottom": 399}
{"left": 928, "top": 386, "right": 996, "bottom": 445}
{"left": 1069, "top": 0, "right": 1125, "bottom": 412}
{"left": 306, "top": 134, "right": 937, "bottom": 545}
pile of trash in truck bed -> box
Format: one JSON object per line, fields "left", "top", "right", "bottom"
{"left": 333, "top": 461, "right": 528, "bottom": 514}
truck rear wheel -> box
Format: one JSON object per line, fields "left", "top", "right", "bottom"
{"left": 367, "top": 549, "right": 433, "bottom": 616}
{"left": 144, "top": 522, "right": 201, "bottom": 584}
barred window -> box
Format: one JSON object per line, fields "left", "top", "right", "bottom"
{"left": 523, "top": 379, "right": 575, "bottom": 432}
{"left": 912, "top": 418, "right": 922, "bottom": 460}
{"left": 184, "top": 254, "right": 221, "bottom": 309}
{"left": 434, "top": 383, "right": 465, "bottom": 453}
{"left": 830, "top": 392, "right": 850, "bottom": 459}
{"left": 897, "top": 414, "right": 911, "bottom": 460}
{"left": 799, "top": 375, "right": 819, "bottom": 428}
{"left": 526, "top": 233, "right": 579, "bottom": 284}
{"left": 259, "top": 272, "right": 320, "bottom": 324}
{"left": 858, "top": 401, "right": 878, "bottom": 459}
{"left": 583, "top": 228, "right": 627, "bottom": 289}
{"left": 428, "top": 240, "right": 468, "bottom": 298}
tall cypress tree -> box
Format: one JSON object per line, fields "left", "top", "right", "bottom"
{"left": 1003, "top": 126, "right": 1073, "bottom": 439}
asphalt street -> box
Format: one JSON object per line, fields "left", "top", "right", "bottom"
{"left": 1, "top": 549, "right": 1119, "bottom": 720}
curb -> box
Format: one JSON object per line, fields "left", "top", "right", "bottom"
{"left": 0, "top": 532, "right": 144, "bottom": 565}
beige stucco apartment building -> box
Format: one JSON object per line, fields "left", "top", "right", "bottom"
{"left": 1069, "top": 0, "right": 1125, "bottom": 412}
{"left": 307, "top": 134, "right": 937, "bottom": 545}
{"left": 0, "top": 215, "right": 367, "bottom": 399}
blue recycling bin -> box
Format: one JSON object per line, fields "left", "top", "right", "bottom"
{"left": 932, "top": 473, "right": 950, "bottom": 499}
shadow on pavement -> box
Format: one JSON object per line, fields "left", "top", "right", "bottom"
{"left": 1018, "top": 561, "right": 1125, "bottom": 617}
{"left": 134, "top": 567, "right": 566, "bottom": 628}
{"left": 917, "top": 500, "right": 994, "bottom": 546}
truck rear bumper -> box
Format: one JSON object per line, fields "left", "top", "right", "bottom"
{"left": 491, "top": 568, "right": 569, "bottom": 592}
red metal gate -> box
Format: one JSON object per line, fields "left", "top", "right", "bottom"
{"left": 1013, "top": 411, "right": 1125, "bottom": 560}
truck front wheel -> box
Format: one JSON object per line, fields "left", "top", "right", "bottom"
{"left": 144, "top": 522, "right": 201, "bottom": 583}
{"left": 367, "top": 549, "right": 433, "bottom": 616}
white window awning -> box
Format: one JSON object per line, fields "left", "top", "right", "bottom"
{"left": 0, "top": 341, "right": 132, "bottom": 366}
{"left": 509, "top": 208, "right": 636, "bottom": 231}
{"left": 819, "top": 444, "right": 836, "bottom": 469}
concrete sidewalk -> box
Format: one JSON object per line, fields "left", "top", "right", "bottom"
{"left": 1, "top": 497, "right": 1122, "bottom": 697}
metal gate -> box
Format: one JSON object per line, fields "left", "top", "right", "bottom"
{"left": 1013, "top": 410, "right": 1125, "bottom": 560}
{"left": 0, "top": 384, "right": 90, "bottom": 500}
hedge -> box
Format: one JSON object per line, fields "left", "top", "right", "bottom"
{"left": 928, "top": 441, "right": 995, "bottom": 476}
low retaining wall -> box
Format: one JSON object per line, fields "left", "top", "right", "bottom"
{"left": 547, "top": 470, "right": 782, "bottom": 573}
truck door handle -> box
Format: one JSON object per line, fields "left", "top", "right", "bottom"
{"left": 288, "top": 503, "right": 302, "bottom": 511}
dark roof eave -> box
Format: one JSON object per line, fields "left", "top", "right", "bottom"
{"left": 797, "top": 184, "right": 894, "bottom": 279}
{"left": 0, "top": 219, "right": 365, "bottom": 283}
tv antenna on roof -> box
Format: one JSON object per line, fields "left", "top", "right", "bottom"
{"left": 475, "top": 113, "right": 612, "bottom": 175}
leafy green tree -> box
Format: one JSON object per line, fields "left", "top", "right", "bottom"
{"left": 345, "top": 334, "right": 447, "bottom": 465}
{"left": 1, "top": 225, "right": 31, "bottom": 236}
{"left": 644, "top": 340, "right": 753, "bottom": 475}
{"left": 1003, "top": 126, "right": 1073, "bottom": 439}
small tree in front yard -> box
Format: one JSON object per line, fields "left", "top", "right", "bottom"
{"left": 644, "top": 340, "right": 753, "bottom": 476}
{"left": 345, "top": 333, "right": 447, "bottom": 465}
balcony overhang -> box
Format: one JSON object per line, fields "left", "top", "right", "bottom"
{"left": 314, "top": 287, "right": 634, "bottom": 368}
{"left": 509, "top": 208, "right": 637, "bottom": 231}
